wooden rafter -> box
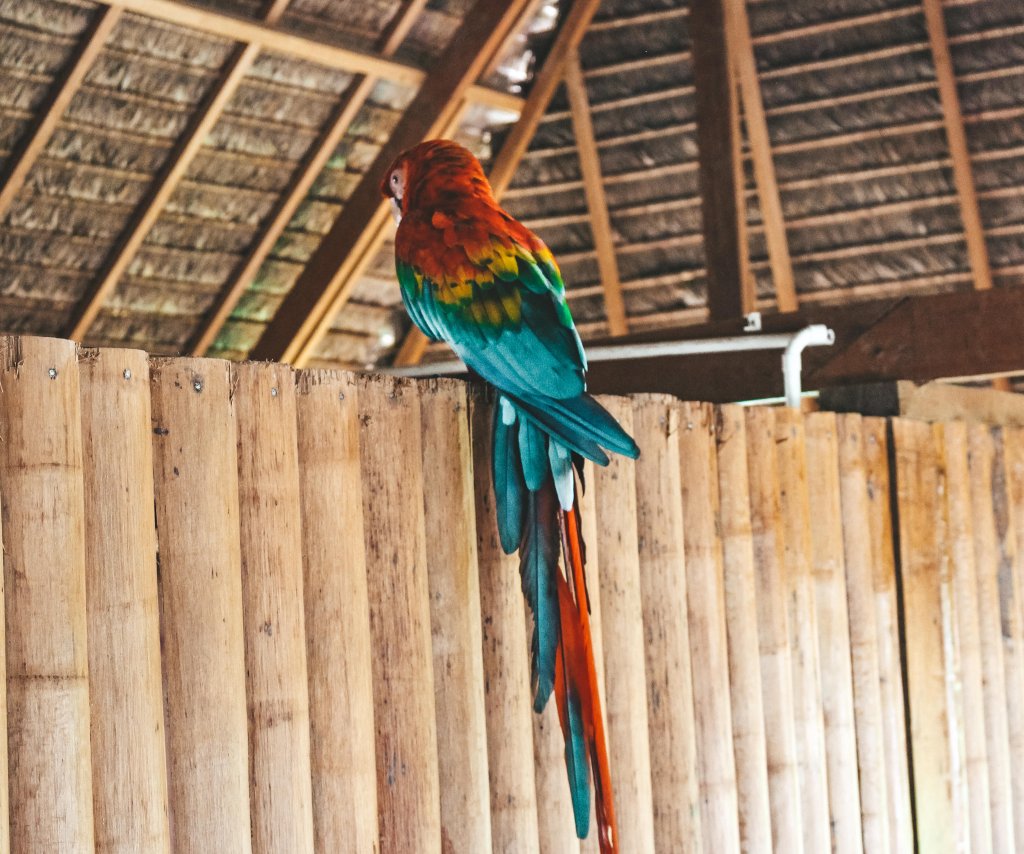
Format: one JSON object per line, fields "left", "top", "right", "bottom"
{"left": 100, "top": 0, "right": 522, "bottom": 113}
{"left": 249, "top": 0, "right": 537, "bottom": 365}
{"left": 690, "top": 0, "right": 753, "bottom": 321}
{"left": 67, "top": 0, "right": 293, "bottom": 341}
{"left": 187, "top": 0, "right": 430, "bottom": 356}
{"left": 0, "top": 6, "right": 122, "bottom": 221}
{"left": 564, "top": 52, "right": 629, "bottom": 336}
{"left": 724, "top": 0, "right": 796, "bottom": 313}
{"left": 392, "top": 0, "right": 607, "bottom": 368}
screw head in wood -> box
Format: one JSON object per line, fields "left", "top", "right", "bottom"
{"left": 123, "top": 368, "right": 132, "bottom": 380}
{"left": 193, "top": 379, "right": 203, "bottom": 393}
{"left": 48, "top": 367, "right": 57, "bottom": 379}
{"left": 270, "top": 387, "right": 278, "bottom": 397}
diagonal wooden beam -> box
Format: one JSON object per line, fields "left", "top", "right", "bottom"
{"left": 68, "top": 0, "right": 294, "bottom": 341}
{"left": 564, "top": 52, "right": 629, "bottom": 336}
{"left": 690, "top": 0, "right": 754, "bottom": 322}
{"left": 249, "top": 0, "right": 536, "bottom": 365}
{"left": 0, "top": 6, "right": 122, "bottom": 221}
{"left": 100, "top": 0, "right": 523, "bottom": 113}
{"left": 392, "top": 0, "right": 607, "bottom": 368}
{"left": 187, "top": 0, "right": 430, "bottom": 356}
{"left": 725, "top": 0, "right": 796, "bottom": 313}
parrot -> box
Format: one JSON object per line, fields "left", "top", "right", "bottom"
{"left": 381, "top": 139, "right": 638, "bottom": 853}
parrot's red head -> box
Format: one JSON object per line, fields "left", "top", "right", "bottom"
{"left": 380, "top": 139, "right": 494, "bottom": 223}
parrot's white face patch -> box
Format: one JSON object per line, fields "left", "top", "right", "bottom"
{"left": 389, "top": 196, "right": 402, "bottom": 225}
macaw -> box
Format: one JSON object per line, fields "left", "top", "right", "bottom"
{"left": 381, "top": 139, "right": 638, "bottom": 853}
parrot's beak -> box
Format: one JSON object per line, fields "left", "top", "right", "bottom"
{"left": 389, "top": 197, "right": 402, "bottom": 225}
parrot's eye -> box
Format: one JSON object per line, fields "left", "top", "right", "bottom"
{"left": 389, "top": 169, "right": 405, "bottom": 202}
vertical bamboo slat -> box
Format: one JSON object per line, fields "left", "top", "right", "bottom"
{"left": 967, "top": 424, "right": 1017, "bottom": 852}
{"left": 232, "top": 363, "right": 315, "bottom": 854}
{"left": 803, "top": 413, "right": 864, "bottom": 854}
{"left": 835, "top": 414, "right": 891, "bottom": 854}
{"left": 678, "top": 402, "right": 740, "bottom": 854}
{"left": 942, "top": 422, "right": 993, "bottom": 854}
{"left": 892, "top": 418, "right": 963, "bottom": 853}
{"left": 715, "top": 405, "right": 772, "bottom": 854}
{"left": 150, "top": 357, "right": 251, "bottom": 854}
{"left": 862, "top": 418, "right": 914, "bottom": 854}
{"left": 357, "top": 374, "right": 441, "bottom": 854}
{"left": 0, "top": 336, "right": 90, "bottom": 852}
{"left": 418, "top": 379, "right": 492, "bottom": 852}
{"left": 1002, "top": 427, "right": 1024, "bottom": 848}
{"left": 468, "top": 391, "right": 541, "bottom": 854}
{"left": 294, "top": 372, "right": 379, "bottom": 853}
{"left": 774, "top": 408, "right": 831, "bottom": 854}
{"left": 590, "top": 397, "right": 656, "bottom": 854}
{"left": 79, "top": 349, "right": 170, "bottom": 853}
{"left": 744, "top": 406, "right": 804, "bottom": 854}
{"left": 534, "top": 702, "right": 579, "bottom": 854}
{"left": 632, "top": 396, "right": 702, "bottom": 854}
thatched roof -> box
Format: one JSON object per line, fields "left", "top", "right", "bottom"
{"left": 0, "top": 0, "right": 1022, "bottom": 370}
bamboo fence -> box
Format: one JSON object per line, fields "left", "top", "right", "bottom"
{"left": 0, "top": 334, "right": 1021, "bottom": 852}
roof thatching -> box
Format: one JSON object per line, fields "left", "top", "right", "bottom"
{"left": 0, "top": 0, "right": 1022, "bottom": 369}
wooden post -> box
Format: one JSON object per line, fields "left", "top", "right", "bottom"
{"left": 468, "top": 390, "right": 541, "bottom": 854}
{"left": 1001, "top": 427, "right": 1024, "bottom": 848}
{"left": 294, "top": 372, "right": 379, "bottom": 853}
{"left": 678, "top": 402, "right": 740, "bottom": 854}
{"left": 150, "top": 357, "right": 252, "bottom": 854}
{"left": 803, "top": 413, "right": 864, "bottom": 854}
{"left": 774, "top": 408, "right": 831, "bottom": 854}
{"left": 232, "top": 363, "right": 315, "bottom": 854}
{"left": 861, "top": 419, "right": 914, "bottom": 854}
{"left": 891, "top": 418, "right": 964, "bottom": 852}
{"left": 79, "top": 348, "right": 170, "bottom": 853}
{"left": 357, "top": 375, "right": 441, "bottom": 854}
{"left": 418, "top": 379, "right": 493, "bottom": 851}
{"left": 941, "top": 422, "right": 993, "bottom": 854}
{"left": 744, "top": 406, "right": 804, "bottom": 854}
{"left": 632, "top": 396, "right": 702, "bottom": 853}
{"left": 0, "top": 336, "right": 91, "bottom": 852}
{"left": 835, "top": 414, "right": 892, "bottom": 854}
{"left": 967, "top": 424, "right": 1016, "bottom": 851}
{"left": 590, "top": 398, "right": 656, "bottom": 854}
{"left": 714, "top": 405, "right": 772, "bottom": 854}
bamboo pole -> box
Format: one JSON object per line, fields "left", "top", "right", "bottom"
{"left": 835, "top": 414, "right": 891, "bottom": 854}
{"left": 678, "top": 402, "right": 740, "bottom": 854}
{"left": 803, "top": 413, "right": 864, "bottom": 854}
{"left": 967, "top": 424, "right": 1016, "bottom": 852}
{"left": 418, "top": 378, "right": 492, "bottom": 852}
{"left": 149, "top": 357, "right": 252, "bottom": 853}
{"left": 294, "top": 372, "right": 379, "bottom": 852}
{"left": 590, "top": 397, "right": 656, "bottom": 854}
{"left": 891, "top": 418, "right": 964, "bottom": 853}
{"left": 468, "top": 390, "right": 541, "bottom": 854}
{"left": 862, "top": 419, "right": 914, "bottom": 854}
{"left": 0, "top": 336, "right": 91, "bottom": 852}
{"left": 744, "top": 406, "right": 803, "bottom": 854}
{"left": 714, "top": 405, "right": 772, "bottom": 854}
{"left": 632, "top": 395, "right": 702, "bottom": 853}
{"left": 357, "top": 374, "right": 441, "bottom": 854}
{"left": 942, "top": 422, "right": 994, "bottom": 854}
{"left": 232, "top": 362, "right": 315, "bottom": 854}
{"left": 79, "top": 348, "right": 170, "bottom": 853}
{"left": 1001, "top": 427, "right": 1024, "bottom": 848}
{"left": 773, "top": 408, "right": 830, "bottom": 854}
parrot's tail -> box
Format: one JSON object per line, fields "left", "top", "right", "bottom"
{"left": 491, "top": 395, "right": 622, "bottom": 853}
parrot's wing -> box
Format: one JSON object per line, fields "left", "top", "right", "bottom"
{"left": 395, "top": 208, "right": 587, "bottom": 402}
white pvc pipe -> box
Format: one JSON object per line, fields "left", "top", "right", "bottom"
{"left": 388, "top": 324, "right": 836, "bottom": 406}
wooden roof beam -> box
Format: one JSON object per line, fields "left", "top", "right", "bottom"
{"left": 0, "top": 6, "right": 122, "bottom": 221}
{"left": 101, "top": 0, "right": 523, "bottom": 113}
{"left": 67, "top": 0, "right": 292, "bottom": 341}
{"left": 392, "top": 0, "right": 607, "bottom": 368}
{"left": 564, "top": 52, "right": 629, "bottom": 336}
{"left": 188, "top": 0, "right": 430, "bottom": 356}
{"left": 690, "top": 0, "right": 754, "bottom": 321}
{"left": 726, "top": 0, "right": 795, "bottom": 312}
{"left": 250, "top": 0, "right": 535, "bottom": 365}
